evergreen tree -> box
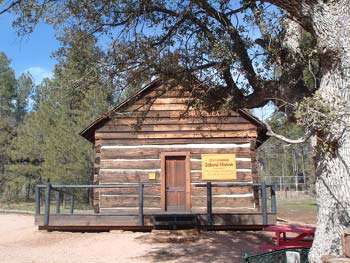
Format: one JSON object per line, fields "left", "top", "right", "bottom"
{"left": 257, "top": 112, "right": 314, "bottom": 192}
{"left": 0, "top": 52, "right": 16, "bottom": 190}
{"left": 7, "top": 30, "right": 112, "bottom": 201}
{"left": 0, "top": 52, "right": 34, "bottom": 200}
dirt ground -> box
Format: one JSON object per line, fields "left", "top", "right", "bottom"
{"left": 0, "top": 214, "right": 274, "bottom": 263}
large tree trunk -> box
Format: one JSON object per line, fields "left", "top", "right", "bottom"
{"left": 308, "top": 2, "right": 350, "bottom": 262}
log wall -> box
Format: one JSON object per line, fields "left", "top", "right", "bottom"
{"left": 92, "top": 84, "right": 259, "bottom": 214}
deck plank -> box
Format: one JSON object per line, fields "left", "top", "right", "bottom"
{"left": 35, "top": 212, "right": 276, "bottom": 230}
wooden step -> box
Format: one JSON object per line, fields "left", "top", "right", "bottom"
{"left": 152, "top": 214, "right": 197, "bottom": 229}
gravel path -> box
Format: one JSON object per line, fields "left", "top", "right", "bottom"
{"left": 0, "top": 214, "right": 270, "bottom": 263}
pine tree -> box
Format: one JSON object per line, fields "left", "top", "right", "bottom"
{"left": 7, "top": 30, "right": 112, "bottom": 202}
{"left": 0, "top": 52, "right": 34, "bottom": 200}
{"left": 0, "top": 52, "right": 17, "bottom": 192}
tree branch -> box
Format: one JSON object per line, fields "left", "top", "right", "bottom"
{"left": 265, "top": 122, "right": 312, "bottom": 144}
{"left": 0, "top": 0, "right": 21, "bottom": 15}
{"left": 262, "top": 0, "right": 314, "bottom": 34}
{"left": 225, "top": 1, "right": 253, "bottom": 16}
{"left": 193, "top": 0, "right": 261, "bottom": 90}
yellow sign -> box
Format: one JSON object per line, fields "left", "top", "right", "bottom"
{"left": 148, "top": 172, "right": 156, "bottom": 180}
{"left": 201, "top": 154, "right": 236, "bottom": 180}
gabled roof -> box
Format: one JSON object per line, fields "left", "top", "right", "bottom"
{"left": 80, "top": 78, "right": 268, "bottom": 145}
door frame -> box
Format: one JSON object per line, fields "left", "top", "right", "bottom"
{"left": 160, "top": 152, "right": 191, "bottom": 211}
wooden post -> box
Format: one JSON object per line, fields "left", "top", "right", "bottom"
{"left": 261, "top": 182, "right": 268, "bottom": 225}
{"left": 44, "top": 183, "right": 51, "bottom": 226}
{"left": 35, "top": 186, "right": 40, "bottom": 215}
{"left": 207, "top": 182, "right": 213, "bottom": 226}
{"left": 70, "top": 195, "right": 74, "bottom": 214}
{"left": 139, "top": 183, "right": 144, "bottom": 226}
{"left": 271, "top": 184, "right": 277, "bottom": 214}
{"left": 279, "top": 177, "right": 282, "bottom": 191}
{"left": 56, "top": 191, "right": 61, "bottom": 214}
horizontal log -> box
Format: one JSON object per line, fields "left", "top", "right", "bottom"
{"left": 136, "top": 97, "right": 190, "bottom": 105}
{"left": 100, "top": 195, "right": 160, "bottom": 208}
{"left": 99, "top": 186, "right": 160, "bottom": 195}
{"left": 99, "top": 169, "right": 251, "bottom": 183}
{"left": 101, "top": 145, "right": 252, "bottom": 159}
{"left": 99, "top": 159, "right": 250, "bottom": 170}
{"left": 100, "top": 152, "right": 253, "bottom": 159}
{"left": 101, "top": 142, "right": 250, "bottom": 149}
{"left": 97, "top": 123, "right": 256, "bottom": 133}
{"left": 191, "top": 196, "right": 254, "bottom": 208}
{"left": 191, "top": 186, "right": 253, "bottom": 196}
{"left": 100, "top": 159, "right": 160, "bottom": 169}
{"left": 110, "top": 110, "right": 241, "bottom": 119}
{"left": 96, "top": 138, "right": 254, "bottom": 146}
{"left": 141, "top": 87, "right": 191, "bottom": 98}
{"left": 128, "top": 103, "right": 191, "bottom": 111}
{"left": 106, "top": 116, "right": 248, "bottom": 126}
{"left": 190, "top": 171, "right": 252, "bottom": 182}
{"left": 98, "top": 184, "right": 254, "bottom": 196}
{"left": 100, "top": 170, "right": 160, "bottom": 183}
{"left": 95, "top": 130, "right": 257, "bottom": 140}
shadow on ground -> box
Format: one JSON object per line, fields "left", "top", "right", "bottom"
{"left": 134, "top": 231, "right": 272, "bottom": 263}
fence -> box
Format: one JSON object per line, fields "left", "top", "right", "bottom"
{"left": 35, "top": 182, "right": 277, "bottom": 227}
{"left": 194, "top": 182, "right": 277, "bottom": 225}
{"left": 262, "top": 175, "right": 308, "bottom": 192}
{"left": 257, "top": 142, "right": 315, "bottom": 196}
{"left": 35, "top": 183, "right": 156, "bottom": 226}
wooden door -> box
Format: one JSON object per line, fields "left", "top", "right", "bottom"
{"left": 165, "top": 156, "right": 186, "bottom": 212}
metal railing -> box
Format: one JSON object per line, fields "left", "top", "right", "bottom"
{"left": 36, "top": 181, "right": 276, "bottom": 227}
{"left": 194, "top": 182, "right": 277, "bottom": 226}
{"left": 35, "top": 183, "right": 159, "bottom": 227}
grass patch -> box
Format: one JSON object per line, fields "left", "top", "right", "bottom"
{"left": 278, "top": 198, "right": 317, "bottom": 211}
{"left": 277, "top": 197, "right": 317, "bottom": 224}
{"left": 0, "top": 201, "right": 36, "bottom": 211}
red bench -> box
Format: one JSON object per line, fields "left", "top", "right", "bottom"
{"left": 262, "top": 224, "right": 316, "bottom": 251}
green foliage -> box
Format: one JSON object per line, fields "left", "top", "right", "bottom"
{"left": 299, "top": 32, "right": 319, "bottom": 91}
{"left": 296, "top": 93, "right": 345, "bottom": 155}
{"left": 0, "top": 52, "right": 35, "bottom": 201}
{"left": 257, "top": 112, "right": 315, "bottom": 193}
{"left": 0, "top": 52, "right": 16, "bottom": 115}
{"left": 2, "top": 31, "right": 113, "bottom": 202}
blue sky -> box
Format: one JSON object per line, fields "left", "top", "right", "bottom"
{"left": 0, "top": 13, "right": 58, "bottom": 84}
{"left": 0, "top": 11, "right": 274, "bottom": 119}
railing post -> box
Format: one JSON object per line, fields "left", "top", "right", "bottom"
{"left": 56, "top": 191, "right": 61, "bottom": 214}
{"left": 35, "top": 186, "right": 40, "bottom": 215}
{"left": 70, "top": 195, "right": 74, "bottom": 214}
{"left": 271, "top": 183, "right": 277, "bottom": 214}
{"left": 207, "top": 182, "right": 213, "bottom": 226}
{"left": 261, "top": 182, "right": 268, "bottom": 225}
{"left": 44, "top": 183, "right": 51, "bottom": 226}
{"left": 139, "top": 183, "right": 144, "bottom": 226}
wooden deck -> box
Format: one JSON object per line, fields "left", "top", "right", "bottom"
{"left": 35, "top": 212, "right": 276, "bottom": 231}
{"left": 35, "top": 182, "right": 277, "bottom": 231}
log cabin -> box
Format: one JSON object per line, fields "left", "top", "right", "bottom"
{"left": 35, "top": 78, "right": 277, "bottom": 231}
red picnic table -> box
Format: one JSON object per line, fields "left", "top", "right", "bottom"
{"left": 262, "top": 224, "right": 316, "bottom": 251}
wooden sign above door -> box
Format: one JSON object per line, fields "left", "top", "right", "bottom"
{"left": 201, "top": 154, "right": 237, "bottom": 180}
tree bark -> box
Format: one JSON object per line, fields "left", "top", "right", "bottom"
{"left": 308, "top": 2, "right": 350, "bottom": 262}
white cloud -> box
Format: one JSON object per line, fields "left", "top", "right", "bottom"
{"left": 24, "top": 66, "right": 53, "bottom": 84}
